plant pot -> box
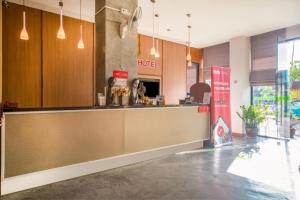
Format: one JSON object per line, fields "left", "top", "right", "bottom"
{"left": 245, "top": 127, "right": 258, "bottom": 138}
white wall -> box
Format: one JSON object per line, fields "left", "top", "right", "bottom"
{"left": 230, "top": 37, "right": 251, "bottom": 134}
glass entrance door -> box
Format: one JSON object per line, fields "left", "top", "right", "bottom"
{"left": 277, "top": 38, "right": 300, "bottom": 139}
{"left": 275, "top": 70, "right": 290, "bottom": 138}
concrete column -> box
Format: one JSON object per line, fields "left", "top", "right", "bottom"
{"left": 95, "top": 0, "right": 138, "bottom": 94}
{"left": 230, "top": 36, "right": 251, "bottom": 134}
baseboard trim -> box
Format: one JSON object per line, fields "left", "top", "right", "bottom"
{"left": 1, "top": 140, "right": 203, "bottom": 195}
{"left": 232, "top": 132, "right": 245, "bottom": 137}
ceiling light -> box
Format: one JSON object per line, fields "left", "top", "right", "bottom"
{"left": 20, "top": 0, "right": 29, "bottom": 40}
{"left": 77, "top": 0, "right": 84, "bottom": 49}
{"left": 186, "top": 13, "right": 192, "bottom": 61}
{"left": 150, "top": 0, "right": 156, "bottom": 56}
{"left": 57, "top": 0, "right": 66, "bottom": 39}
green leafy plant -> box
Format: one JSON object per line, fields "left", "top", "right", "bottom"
{"left": 236, "top": 104, "right": 268, "bottom": 128}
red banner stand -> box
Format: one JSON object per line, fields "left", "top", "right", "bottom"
{"left": 210, "top": 66, "right": 232, "bottom": 147}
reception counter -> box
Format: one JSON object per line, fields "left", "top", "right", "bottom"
{"left": 1, "top": 105, "right": 210, "bottom": 194}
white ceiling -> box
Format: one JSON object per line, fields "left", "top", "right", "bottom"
{"left": 8, "top": 0, "right": 300, "bottom": 48}
{"left": 139, "top": 0, "right": 300, "bottom": 47}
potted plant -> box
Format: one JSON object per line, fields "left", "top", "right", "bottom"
{"left": 236, "top": 104, "right": 268, "bottom": 137}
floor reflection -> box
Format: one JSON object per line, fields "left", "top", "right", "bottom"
{"left": 227, "top": 139, "right": 300, "bottom": 199}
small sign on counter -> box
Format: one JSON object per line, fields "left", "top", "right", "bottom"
{"left": 112, "top": 70, "right": 128, "bottom": 87}
{"left": 198, "top": 105, "right": 210, "bottom": 113}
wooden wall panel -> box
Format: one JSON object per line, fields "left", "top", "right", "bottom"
{"left": 42, "top": 12, "right": 94, "bottom": 107}
{"left": 137, "top": 34, "right": 162, "bottom": 77}
{"left": 198, "top": 49, "right": 204, "bottom": 82}
{"left": 3, "top": 3, "right": 42, "bottom": 108}
{"left": 188, "top": 47, "right": 204, "bottom": 82}
{"left": 190, "top": 47, "right": 202, "bottom": 63}
{"left": 162, "top": 41, "right": 187, "bottom": 104}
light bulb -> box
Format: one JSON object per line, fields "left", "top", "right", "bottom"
{"left": 57, "top": 26, "right": 65, "bottom": 39}
{"left": 77, "top": 24, "right": 84, "bottom": 49}
{"left": 150, "top": 47, "right": 156, "bottom": 56}
{"left": 186, "top": 53, "right": 191, "bottom": 61}
{"left": 155, "top": 52, "right": 160, "bottom": 58}
{"left": 20, "top": 11, "right": 29, "bottom": 40}
{"left": 77, "top": 39, "right": 84, "bottom": 49}
{"left": 57, "top": 9, "right": 65, "bottom": 39}
{"left": 188, "top": 60, "right": 193, "bottom": 67}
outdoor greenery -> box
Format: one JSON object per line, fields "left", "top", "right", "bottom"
{"left": 290, "top": 60, "right": 300, "bottom": 84}
{"left": 236, "top": 104, "right": 268, "bottom": 128}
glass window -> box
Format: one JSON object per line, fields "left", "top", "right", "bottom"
{"left": 252, "top": 85, "right": 276, "bottom": 113}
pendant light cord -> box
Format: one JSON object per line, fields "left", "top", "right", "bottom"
{"left": 22, "top": 0, "right": 26, "bottom": 28}
{"left": 80, "top": 0, "right": 83, "bottom": 39}
{"left": 80, "top": 0, "right": 82, "bottom": 23}
{"left": 152, "top": 1, "right": 155, "bottom": 48}
{"left": 155, "top": 14, "right": 159, "bottom": 52}
{"left": 59, "top": 0, "right": 63, "bottom": 26}
{"left": 187, "top": 14, "right": 191, "bottom": 54}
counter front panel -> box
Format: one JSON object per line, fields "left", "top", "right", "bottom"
{"left": 3, "top": 106, "right": 209, "bottom": 177}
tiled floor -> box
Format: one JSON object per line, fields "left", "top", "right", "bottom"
{"left": 2, "top": 136, "right": 300, "bottom": 200}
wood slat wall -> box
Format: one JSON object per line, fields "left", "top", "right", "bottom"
{"left": 137, "top": 34, "right": 162, "bottom": 77}
{"left": 2, "top": 3, "right": 94, "bottom": 108}
{"left": 190, "top": 47, "right": 204, "bottom": 82}
{"left": 3, "top": 3, "right": 42, "bottom": 108}
{"left": 162, "top": 41, "right": 187, "bottom": 104}
{"left": 42, "top": 12, "right": 94, "bottom": 107}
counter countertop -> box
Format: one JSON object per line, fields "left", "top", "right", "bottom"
{"left": 3, "top": 103, "right": 210, "bottom": 114}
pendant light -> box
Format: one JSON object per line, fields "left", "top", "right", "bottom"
{"left": 20, "top": 0, "right": 29, "bottom": 40}
{"left": 150, "top": 0, "right": 156, "bottom": 56}
{"left": 57, "top": 0, "right": 66, "bottom": 39}
{"left": 77, "top": 0, "right": 84, "bottom": 49}
{"left": 186, "top": 13, "right": 192, "bottom": 63}
{"left": 154, "top": 14, "right": 160, "bottom": 58}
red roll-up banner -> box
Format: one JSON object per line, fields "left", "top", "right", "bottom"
{"left": 211, "top": 66, "right": 232, "bottom": 147}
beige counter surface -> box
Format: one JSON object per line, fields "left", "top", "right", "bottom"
{"left": 2, "top": 106, "right": 209, "bottom": 178}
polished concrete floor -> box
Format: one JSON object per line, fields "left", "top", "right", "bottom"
{"left": 2, "top": 137, "right": 300, "bottom": 200}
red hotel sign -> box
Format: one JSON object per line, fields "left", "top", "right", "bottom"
{"left": 137, "top": 59, "right": 156, "bottom": 68}
{"left": 112, "top": 70, "right": 128, "bottom": 79}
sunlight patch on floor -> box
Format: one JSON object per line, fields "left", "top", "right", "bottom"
{"left": 227, "top": 140, "right": 300, "bottom": 197}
